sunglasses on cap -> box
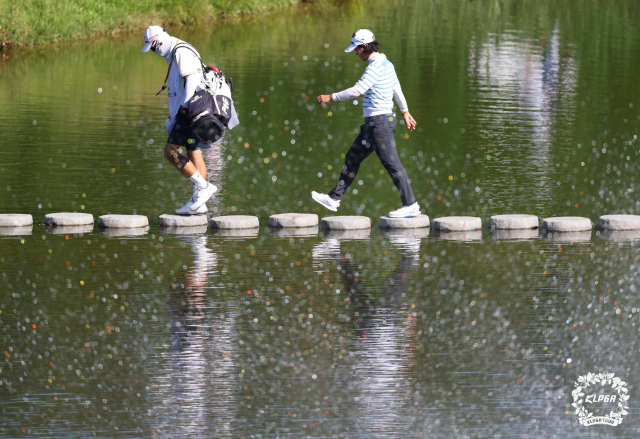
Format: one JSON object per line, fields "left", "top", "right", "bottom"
{"left": 146, "top": 28, "right": 166, "bottom": 52}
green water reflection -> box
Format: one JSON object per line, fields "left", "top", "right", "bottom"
{"left": 1, "top": 0, "right": 640, "bottom": 437}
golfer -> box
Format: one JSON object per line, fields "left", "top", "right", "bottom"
{"left": 312, "top": 29, "right": 420, "bottom": 218}
{"left": 143, "top": 25, "right": 216, "bottom": 215}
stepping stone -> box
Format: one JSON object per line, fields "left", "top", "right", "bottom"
{"left": 598, "top": 230, "right": 640, "bottom": 241}
{"left": 45, "top": 224, "right": 93, "bottom": 235}
{"left": 99, "top": 227, "right": 149, "bottom": 237}
{"left": 489, "top": 214, "right": 538, "bottom": 230}
{"left": 0, "top": 214, "right": 33, "bottom": 227}
{"left": 543, "top": 231, "right": 591, "bottom": 242}
{"left": 381, "top": 228, "right": 430, "bottom": 239}
{"left": 210, "top": 215, "right": 259, "bottom": 230}
{"left": 379, "top": 214, "right": 430, "bottom": 229}
{"left": 320, "top": 229, "right": 371, "bottom": 240}
{"left": 159, "top": 214, "right": 208, "bottom": 227}
{"left": 490, "top": 229, "right": 538, "bottom": 240}
{"left": 541, "top": 217, "right": 592, "bottom": 232}
{"left": 433, "top": 230, "right": 482, "bottom": 241}
{"left": 269, "top": 226, "right": 319, "bottom": 237}
{"left": 432, "top": 216, "right": 481, "bottom": 232}
{"left": 320, "top": 216, "right": 371, "bottom": 230}
{"left": 269, "top": 213, "right": 318, "bottom": 228}
{"left": 44, "top": 212, "right": 94, "bottom": 226}
{"left": 160, "top": 225, "right": 208, "bottom": 235}
{"left": 98, "top": 214, "right": 149, "bottom": 229}
{"left": 0, "top": 226, "right": 32, "bottom": 236}
{"left": 598, "top": 214, "right": 640, "bottom": 230}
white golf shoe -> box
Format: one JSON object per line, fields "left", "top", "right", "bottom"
{"left": 311, "top": 191, "right": 340, "bottom": 212}
{"left": 175, "top": 201, "right": 208, "bottom": 215}
{"left": 175, "top": 183, "right": 216, "bottom": 215}
{"left": 388, "top": 202, "right": 421, "bottom": 218}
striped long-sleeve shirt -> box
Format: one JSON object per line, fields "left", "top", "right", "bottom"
{"left": 331, "top": 52, "right": 408, "bottom": 117}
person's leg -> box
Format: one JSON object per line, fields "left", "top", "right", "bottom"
{"left": 328, "top": 124, "right": 375, "bottom": 200}
{"left": 164, "top": 143, "right": 198, "bottom": 177}
{"left": 372, "top": 115, "right": 416, "bottom": 206}
{"left": 187, "top": 150, "right": 207, "bottom": 179}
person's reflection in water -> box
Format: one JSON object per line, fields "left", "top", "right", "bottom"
{"left": 152, "top": 235, "right": 239, "bottom": 437}
{"left": 312, "top": 235, "right": 421, "bottom": 436}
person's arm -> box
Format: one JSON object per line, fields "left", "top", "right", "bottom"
{"left": 317, "top": 67, "right": 374, "bottom": 105}
{"left": 394, "top": 82, "right": 416, "bottom": 131}
{"left": 180, "top": 73, "right": 200, "bottom": 111}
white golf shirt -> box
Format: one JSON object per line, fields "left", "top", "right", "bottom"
{"left": 165, "top": 42, "right": 203, "bottom": 134}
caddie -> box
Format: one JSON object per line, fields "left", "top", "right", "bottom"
{"left": 142, "top": 25, "right": 216, "bottom": 215}
{"left": 313, "top": 29, "right": 420, "bottom": 218}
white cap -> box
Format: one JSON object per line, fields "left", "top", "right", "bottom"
{"left": 142, "top": 25, "right": 166, "bottom": 52}
{"left": 345, "top": 29, "right": 376, "bottom": 53}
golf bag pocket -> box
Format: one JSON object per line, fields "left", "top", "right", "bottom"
{"left": 187, "top": 89, "right": 226, "bottom": 144}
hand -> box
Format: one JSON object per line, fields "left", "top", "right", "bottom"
{"left": 316, "top": 94, "right": 332, "bottom": 105}
{"left": 403, "top": 111, "right": 417, "bottom": 131}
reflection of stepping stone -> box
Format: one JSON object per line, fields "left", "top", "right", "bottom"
{"left": 98, "top": 214, "right": 149, "bottom": 228}
{"left": 160, "top": 225, "right": 209, "bottom": 235}
{"left": 0, "top": 226, "right": 33, "bottom": 236}
{"left": 321, "top": 216, "right": 371, "bottom": 230}
{"left": 379, "top": 214, "right": 430, "bottom": 229}
{"left": 269, "top": 226, "right": 319, "bottom": 237}
{"left": 432, "top": 216, "right": 481, "bottom": 232}
{"left": 99, "top": 227, "right": 149, "bottom": 237}
{"left": 0, "top": 214, "right": 33, "bottom": 227}
{"left": 269, "top": 213, "right": 318, "bottom": 228}
{"left": 542, "top": 231, "right": 591, "bottom": 242}
{"left": 489, "top": 214, "right": 538, "bottom": 230}
{"left": 320, "top": 229, "right": 370, "bottom": 240}
{"left": 490, "top": 229, "right": 538, "bottom": 240}
{"left": 44, "top": 212, "right": 94, "bottom": 226}
{"left": 433, "top": 230, "right": 482, "bottom": 241}
{"left": 380, "top": 228, "right": 430, "bottom": 239}
{"left": 210, "top": 215, "right": 259, "bottom": 230}
{"left": 598, "top": 214, "right": 640, "bottom": 230}
{"left": 210, "top": 228, "right": 259, "bottom": 238}
{"left": 598, "top": 230, "right": 640, "bottom": 241}
{"left": 542, "top": 217, "right": 591, "bottom": 232}
{"left": 158, "top": 214, "right": 208, "bottom": 227}
{"left": 45, "top": 224, "right": 93, "bottom": 235}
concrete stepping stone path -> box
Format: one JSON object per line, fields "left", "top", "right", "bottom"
{"left": 379, "top": 214, "right": 430, "bottom": 229}
{"left": 489, "top": 214, "right": 538, "bottom": 230}
{"left": 210, "top": 215, "right": 259, "bottom": 230}
{"left": 158, "top": 214, "right": 208, "bottom": 227}
{"left": 269, "top": 213, "right": 318, "bottom": 228}
{"left": 432, "top": 216, "right": 481, "bottom": 232}
{"left": 44, "top": 212, "right": 94, "bottom": 226}
{"left": 98, "top": 214, "right": 149, "bottom": 229}
{"left": 0, "top": 214, "right": 33, "bottom": 227}
{"left": 598, "top": 214, "right": 640, "bottom": 230}
{"left": 542, "top": 217, "right": 592, "bottom": 232}
{"left": 321, "top": 216, "right": 371, "bottom": 230}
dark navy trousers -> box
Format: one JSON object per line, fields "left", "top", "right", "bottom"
{"left": 329, "top": 113, "right": 416, "bottom": 206}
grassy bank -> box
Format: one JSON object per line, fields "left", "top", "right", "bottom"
{"left": 0, "top": 0, "right": 300, "bottom": 47}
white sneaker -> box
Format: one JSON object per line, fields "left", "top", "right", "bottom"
{"left": 311, "top": 191, "right": 340, "bottom": 212}
{"left": 175, "top": 183, "right": 216, "bottom": 215}
{"left": 175, "top": 201, "right": 208, "bottom": 215}
{"left": 388, "top": 202, "right": 420, "bottom": 218}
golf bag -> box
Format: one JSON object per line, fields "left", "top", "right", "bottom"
{"left": 173, "top": 43, "right": 236, "bottom": 145}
